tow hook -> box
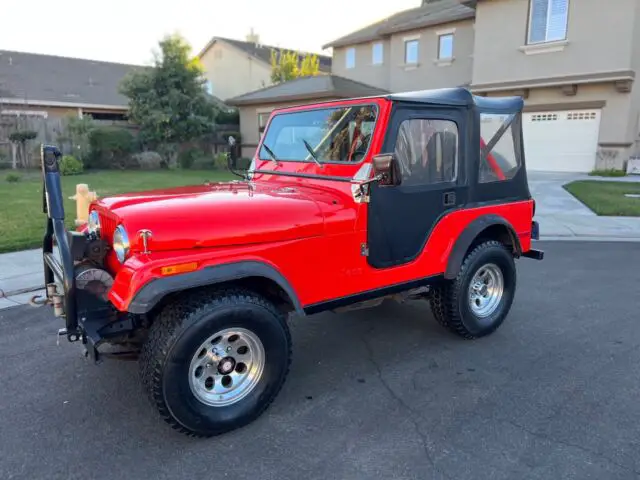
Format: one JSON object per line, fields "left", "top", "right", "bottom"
{"left": 29, "top": 295, "right": 49, "bottom": 307}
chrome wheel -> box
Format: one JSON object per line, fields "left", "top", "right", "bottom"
{"left": 468, "top": 263, "right": 504, "bottom": 318}
{"left": 188, "top": 327, "right": 265, "bottom": 407}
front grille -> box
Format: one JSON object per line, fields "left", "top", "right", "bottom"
{"left": 98, "top": 211, "right": 117, "bottom": 243}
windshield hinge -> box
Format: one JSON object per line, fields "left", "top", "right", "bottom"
{"left": 360, "top": 243, "right": 369, "bottom": 257}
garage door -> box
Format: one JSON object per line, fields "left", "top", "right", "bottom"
{"left": 522, "top": 110, "right": 601, "bottom": 172}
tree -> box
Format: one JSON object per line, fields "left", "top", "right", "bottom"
{"left": 119, "top": 33, "right": 219, "bottom": 166}
{"left": 299, "top": 54, "right": 320, "bottom": 77}
{"left": 270, "top": 50, "right": 320, "bottom": 84}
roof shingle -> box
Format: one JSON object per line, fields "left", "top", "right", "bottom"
{"left": 0, "top": 50, "right": 145, "bottom": 107}
{"left": 322, "top": 0, "right": 475, "bottom": 49}
{"left": 225, "top": 74, "right": 388, "bottom": 106}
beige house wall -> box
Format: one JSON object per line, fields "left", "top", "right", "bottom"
{"left": 472, "top": 0, "right": 637, "bottom": 87}
{"left": 388, "top": 19, "right": 475, "bottom": 92}
{"left": 332, "top": 41, "right": 391, "bottom": 90}
{"left": 627, "top": 0, "right": 640, "bottom": 154}
{"left": 200, "top": 41, "right": 272, "bottom": 102}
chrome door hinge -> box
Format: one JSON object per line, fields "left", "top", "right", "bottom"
{"left": 360, "top": 243, "right": 369, "bottom": 256}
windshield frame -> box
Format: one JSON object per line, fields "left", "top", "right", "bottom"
{"left": 256, "top": 102, "right": 380, "bottom": 166}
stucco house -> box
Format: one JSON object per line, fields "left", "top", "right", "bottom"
{"left": 197, "top": 32, "right": 333, "bottom": 102}
{"left": 324, "top": 0, "right": 640, "bottom": 172}
{"left": 229, "top": 0, "right": 640, "bottom": 172}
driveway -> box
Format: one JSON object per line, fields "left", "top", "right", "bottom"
{"left": 1, "top": 241, "right": 640, "bottom": 480}
{"left": 527, "top": 171, "right": 640, "bottom": 239}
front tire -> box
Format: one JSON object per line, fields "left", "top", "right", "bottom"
{"left": 430, "top": 240, "right": 516, "bottom": 339}
{"left": 139, "top": 287, "right": 291, "bottom": 437}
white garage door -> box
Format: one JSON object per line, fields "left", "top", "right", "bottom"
{"left": 522, "top": 110, "right": 601, "bottom": 172}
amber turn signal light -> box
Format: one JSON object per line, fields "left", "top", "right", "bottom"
{"left": 160, "top": 262, "right": 199, "bottom": 276}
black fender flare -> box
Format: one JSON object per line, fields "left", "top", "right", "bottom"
{"left": 444, "top": 215, "right": 522, "bottom": 280}
{"left": 127, "top": 260, "right": 303, "bottom": 315}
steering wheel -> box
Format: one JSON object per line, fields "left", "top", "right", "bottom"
{"left": 350, "top": 134, "right": 372, "bottom": 162}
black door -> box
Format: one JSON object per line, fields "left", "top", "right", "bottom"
{"left": 367, "top": 106, "right": 467, "bottom": 269}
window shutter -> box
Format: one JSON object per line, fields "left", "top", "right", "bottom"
{"left": 547, "top": 0, "right": 569, "bottom": 41}
{"left": 529, "top": 0, "right": 549, "bottom": 43}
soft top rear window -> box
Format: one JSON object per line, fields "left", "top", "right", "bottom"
{"left": 259, "top": 104, "right": 378, "bottom": 164}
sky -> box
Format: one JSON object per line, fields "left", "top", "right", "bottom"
{"left": 1, "top": 0, "right": 421, "bottom": 65}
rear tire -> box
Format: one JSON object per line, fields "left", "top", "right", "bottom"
{"left": 430, "top": 240, "right": 516, "bottom": 339}
{"left": 139, "top": 287, "right": 291, "bottom": 437}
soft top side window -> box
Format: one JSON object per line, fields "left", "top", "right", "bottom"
{"left": 394, "top": 118, "right": 458, "bottom": 186}
{"left": 479, "top": 113, "right": 521, "bottom": 184}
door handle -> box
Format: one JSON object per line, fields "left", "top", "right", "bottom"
{"left": 443, "top": 191, "right": 456, "bottom": 206}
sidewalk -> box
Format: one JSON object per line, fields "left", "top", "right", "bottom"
{"left": 528, "top": 172, "right": 640, "bottom": 240}
{"left": 0, "top": 248, "right": 46, "bottom": 310}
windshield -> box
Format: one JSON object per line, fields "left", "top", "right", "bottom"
{"left": 258, "top": 105, "right": 378, "bottom": 163}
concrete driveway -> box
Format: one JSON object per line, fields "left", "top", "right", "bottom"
{"left": 527, "top": 171, "right": 640, "bottom": 240}
{"left": 1, "top": 241, "right": 639, "bottom": 480}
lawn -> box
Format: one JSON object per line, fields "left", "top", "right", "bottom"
{"left": 564, "top": 180, "right": 640, "bottom": 217}
{"left": 0, "top": 169, "right": 234, "bottom": 253}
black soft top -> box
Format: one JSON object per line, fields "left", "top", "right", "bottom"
{"left": 387, "top": 87, "right": 523, "bottom": 114}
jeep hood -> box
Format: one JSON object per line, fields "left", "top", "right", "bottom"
{"left": 94, "top": 181, "right": 326, "bottom": 252}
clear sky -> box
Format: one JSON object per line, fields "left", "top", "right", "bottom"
{"left": 1, "top": 0, "right": 421, "bottom": 65}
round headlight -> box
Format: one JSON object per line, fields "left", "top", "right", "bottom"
{"left": 88, "top": 210, "right": 101, "bottom": 236}
{"left": 113, "top": 225, "right": 130, "bottom": 263}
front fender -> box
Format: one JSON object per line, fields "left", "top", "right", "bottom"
{"left": 108, "top": 254, "right": 303, "bottom": 315}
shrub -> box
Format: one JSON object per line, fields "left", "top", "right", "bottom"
{"left": 59, "top": 155, "right": 84, "bottom": 176}
{"left": 88, "top": 127, "right": 135, "bottom": 168}
{"left": 178, "top": 148, "right": 198, "bottom": 169}
{"left": 132, "top": 151, "right": 164, "bottom": 170}
{"left": 589, "top": 168, "right": 627, "bottom": 178}
{"left": 5, "top": 172, "right": 21, "bottom": 183}
{"left": 215, "top": 109, "right": 239, "bottom": 125}
{"left": 213, "top": 152, "right": 228, "bottom": 170}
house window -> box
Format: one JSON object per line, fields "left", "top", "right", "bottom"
{"left": 345, "top": 47, "right": 355, "bottom": 69}
{"left": 528, "top": 0, "right": 569, "bottom": 44}
{"left": 394, "top": 119, "right": 458, "bottom": 186}
{"left": 404, "top": 39, "right": 419, "bottom": 65}
{"left": 372, "top": 42, "right": 383, "bottom": 65}
{"left": 438, "top": 34, "right": 454, "bottom": 59}
{"left": 258, "top": 112, "right": 271, "bottom": 137}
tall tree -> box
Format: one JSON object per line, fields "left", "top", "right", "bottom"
{"left": 270, "top": 50, "right": 320, "bottom": 84}
{"left": 299, "top": 54, "right": 320, "bottom": 77}
{"left": 119, "top": 34, "right": 219, "bottom": 166}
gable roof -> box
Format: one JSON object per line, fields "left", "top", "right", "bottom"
{"left": 198, "top": 37, "right": 332, "bottom": 73}
{"left": 322, "top": 0, "right": 475, "bottom": 49}
{"left": 225, "top": 74, "right": 388, "bottom": 106}
{"left": 0, "top": 50, "right": 146, "bottom": 108}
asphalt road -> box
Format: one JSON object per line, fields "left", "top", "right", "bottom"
{"left": 1, "top": 241, "right": 639, "bottom": 480}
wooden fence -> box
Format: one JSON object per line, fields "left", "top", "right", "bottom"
{"left": 0, "top": 112, "right": 239, "bottom": 169}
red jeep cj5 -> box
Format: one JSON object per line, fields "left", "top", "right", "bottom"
{"left": 39, "top": 87, "right": 543, "bottom": 437}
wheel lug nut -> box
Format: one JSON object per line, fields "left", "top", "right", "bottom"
{"left": 226, "top": 346, "right": 231, "bottom": 352}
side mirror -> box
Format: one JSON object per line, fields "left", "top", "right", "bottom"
{"left": 372, "top": 153, "right": 402, "bottom": 187}
{"left": 227, "top": 135, "right": 238, "bottom": 169}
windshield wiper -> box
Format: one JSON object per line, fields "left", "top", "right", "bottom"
{"left": 261, "top": 143, "right": 280, "bottom": 166}
{"left": 302, "top": 139, "right": 323, "bottom": 168}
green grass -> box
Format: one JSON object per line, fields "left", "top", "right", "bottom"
{"left": 0, "top": 169, "right": 234, "bottom": 253}
{"left": 564, "top": 180, "right": 640, "bottom": 217}
{"left": 588, "top": 169, "right": 627, "bottom": 178}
